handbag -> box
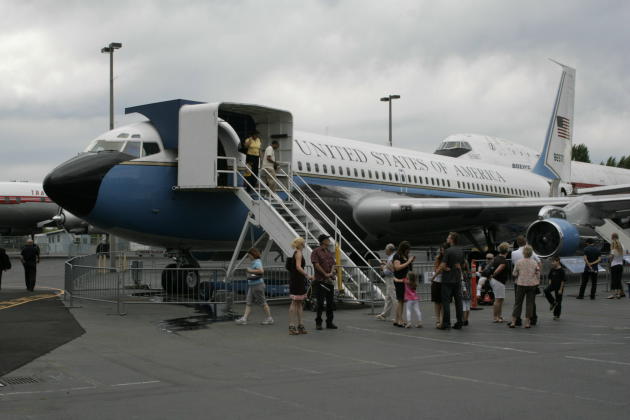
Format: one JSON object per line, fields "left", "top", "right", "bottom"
{"left": 481, "top": 264, "right": 495, "bottom": 278}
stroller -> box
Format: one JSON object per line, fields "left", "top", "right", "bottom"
{"left": 477, "top": 276, "right": 495, "bottom": 306}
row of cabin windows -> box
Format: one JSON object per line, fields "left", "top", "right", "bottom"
{"left": 296, "top": 161, "right": 541, "bottom": 197}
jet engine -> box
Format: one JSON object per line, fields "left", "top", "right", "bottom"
{"left": 53, "top": 210, "right": 103, "bottom": 235}
{"left": 526, "top": 218, "right": 598, "bottom": 257}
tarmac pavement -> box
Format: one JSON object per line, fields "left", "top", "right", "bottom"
{"left": 1, "top": 259, "right": 629, "bottom": 419}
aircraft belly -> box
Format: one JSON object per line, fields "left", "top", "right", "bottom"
{"left": 86, "top": 164, "right": 249, "bottom": 247}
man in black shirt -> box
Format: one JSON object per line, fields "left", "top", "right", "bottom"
{"left": 440, "top": 232, "right": 464, "bottom": 330}
{"left": 20, "top": 239, "right": 40, "bottom": 292}
{"left": 577, "top": 238, "right": 601, "bottom": 300}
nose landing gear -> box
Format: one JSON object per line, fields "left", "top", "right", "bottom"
{"left": 161, "top": 250, "right": 201, "bottom": 297}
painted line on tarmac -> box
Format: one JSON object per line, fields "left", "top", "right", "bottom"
{"left": 347, "top": 326, "right": 538, "bottom": 354}
{"left": 565, "top": 356, "right": 630, "bottom": 367}
{"left": 0, "top": 380, "right": 161, "bottom": 397}
{"left": 420, "top": 371, "right": 627, "bottom": 407}
{"left": 0, "top": 288, "right": 64, "bottom": 310}
{"left": 288, "top": 345, "right": 397, "bottom": 368}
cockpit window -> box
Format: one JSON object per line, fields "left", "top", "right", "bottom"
{"left": 117, "top": 133, "right": 129, "bottom": 139}
{"left": 87, "top": 140, "right": 126, "bottom": 153}
{"left": 123, "top": 141, "right": 141, "bottom": 157}
{"left": 142, "top": 142, "right": 160, "bottom": 156}
{"left": 434, "top": 140, "right": 473, "bottom": 157}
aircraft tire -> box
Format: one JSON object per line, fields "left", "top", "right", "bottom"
{"left": 181, "top": 264, "right": 200, "bottom": 294}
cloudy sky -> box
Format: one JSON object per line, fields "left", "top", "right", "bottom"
{"left": 1, "top": 0, "right": 629, "bottom": 181}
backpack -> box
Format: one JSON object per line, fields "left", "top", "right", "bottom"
{"left": 0, "top": 252, "right": 10, "bottom": 270}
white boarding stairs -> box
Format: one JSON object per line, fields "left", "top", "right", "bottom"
{"left": 232, "top": 168, "right": 385, "bottom": 302}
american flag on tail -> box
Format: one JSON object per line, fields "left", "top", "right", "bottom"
{"left": 556, "top": 116, "right": 570, "bottom": 139}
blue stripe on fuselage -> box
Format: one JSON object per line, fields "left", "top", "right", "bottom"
{"left": 86, "top": 164, "right": 500, "bottom": 244}
{"left": 88, "top": 164, "right": 249, "bottom": 241}
{"left": 296, "top": 174, "right": 493, "bottom": 198}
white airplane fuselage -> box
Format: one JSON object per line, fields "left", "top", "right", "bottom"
{"left": 0, "top": 182, "right": 57, "bottom": 235}
{"left": 435, "top": 134, "right": 630, "bottom": 191}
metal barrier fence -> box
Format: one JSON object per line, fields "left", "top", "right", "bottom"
{"left": 64, "top": 253, "right": 626, "bottom": 316}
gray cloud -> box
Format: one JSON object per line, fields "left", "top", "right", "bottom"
{"left": 1, "top": 0, "right": 629, "bottom": 180}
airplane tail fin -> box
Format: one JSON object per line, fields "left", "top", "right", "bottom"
{"left": 532, "top": 60, "right": 575, "bottom": 183}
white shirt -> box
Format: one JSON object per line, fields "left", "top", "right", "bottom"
{"left": 383, "top": 253, "right": 395, "bottom": 277}
{"left": 262, "top": 145, "right": 275, "bottom": 170}
{"left": 511, "top": 246, "right": 540, "bottom": 267}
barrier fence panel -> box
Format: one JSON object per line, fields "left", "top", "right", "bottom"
{"left": 63, "top": 253, "right": 628, "bottom": 315}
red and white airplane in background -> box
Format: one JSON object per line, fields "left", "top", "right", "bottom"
{"left": 0, "top": 181, "right": 91, "bottom": 235}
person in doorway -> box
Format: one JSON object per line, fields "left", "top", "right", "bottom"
{"left": 288, "top": 237, "right": 314, "bottom": 335}
{"left": 607, "top": 233, "right": 625, "bottom": 299}
{"left": 440, "top": 232, "right": 464, "bottom": 330}
{"left": 376, "top": 243, "right": 397, "bottom": 321}
{"left": 509, "top": 246, "right": 540, "bottom": 328}
{"left": 544, "top": 256, "right": 566, "bottom": 320}
{"left": 488, "top": 243, "right": 509, "bottom": 323}
{"left": 311, "top": 234, "right": 337, "bottom": 330}
{"left": 511, "top": 235, "right": 540, "bottom": 325}
{"left": 20, "top": 239, "right": 40, "bottom": 292}
{"left": 430, "top": 244, "right": 447, "bottom": 328}
{"left": 235, "top": 248, "right": 274, "bottom": 325}
{"left": 577, "top": 238, "right": 601, "bottom": 300}
{"left": 243, "top": 130, "right": 262, "bottom": 192}
{"left": 392, "top": 241, "right": 415, "bottom": 327}
{"left": 261, "top": 140, "right": 280, "bottom": 194}
{"left": 404, "top": 272, "right": 422, "bottom": 328}
{"left": 0, "top": 246, "right": 12, "bottom": 289}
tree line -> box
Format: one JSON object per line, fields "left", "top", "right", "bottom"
{"left": 571, "top": 144, "right": 630, "bottom": 169}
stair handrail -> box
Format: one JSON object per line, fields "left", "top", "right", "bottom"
{"left": 277, "top": 169, "right": 384, "bottom": 283}
{"left": 232, "top": 166, "right": 322, "bottom": 253}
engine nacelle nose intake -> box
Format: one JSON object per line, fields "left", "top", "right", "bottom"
{"left": 526, "top": 218, "right": 598, "bottom": 257}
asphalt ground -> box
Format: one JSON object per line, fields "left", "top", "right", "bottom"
{"left": 1, "top": 259, "right": 629, "bottom": 420}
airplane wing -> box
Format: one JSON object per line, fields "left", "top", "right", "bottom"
{"left": 353, "top": 194, "right": 630, "bottom": 237}
{"left": 575, "top": 184, "right": 630, "bottom": 196}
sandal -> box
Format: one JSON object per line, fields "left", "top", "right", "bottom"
{"left": 508, "top": 323, "right": 516, "bottom": 328}
{"left": 297, "top": 324, "right": 308, "bottom": 334}
{"left": 289, "top": 325, "right": 299, "bottom": 335}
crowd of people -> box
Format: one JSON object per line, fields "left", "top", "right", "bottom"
{"left": 230, "top": 230, "right": 626, "bottom": 334}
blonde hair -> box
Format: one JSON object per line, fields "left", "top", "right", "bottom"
{"left": 611, "top": 233, "right": 623, "bottom": 254}
{"left": 498, "top": 242, "right": 510, "bottom": 254}
{"left": 522, "top": 245, "right": 533, "bottom": 258}
{"left": 291, "top": 237, "right": 305, "bottom": 249}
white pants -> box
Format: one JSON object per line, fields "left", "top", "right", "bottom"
{"left": 404, "top": 300, "right": 422, "bottom": 324}
{"left": 476, "top": 277, "right": 488, "bottom": 296}
{"left": 380, "top": 276, "right": 397, "bottom": 320}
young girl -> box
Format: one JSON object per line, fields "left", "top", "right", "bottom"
{"left": 404, "top": 272, "right": 422, "bottom": 328}
{"left": 461, "top": 260, "right": 472, "bottom": 326}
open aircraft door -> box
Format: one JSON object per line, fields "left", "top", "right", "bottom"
{"left": 176, "top": 102, "right": 293, "bottom": 190}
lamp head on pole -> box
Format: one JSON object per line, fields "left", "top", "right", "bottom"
{"left": 101, "top": 42, "right": 122, "bottom": 54}
{"left": 380, "top": 97, "right": 390, "bottom": 102}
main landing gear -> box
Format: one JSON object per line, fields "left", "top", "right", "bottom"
{"left": 161, "top": 250, "right": 201, "bottom": 296}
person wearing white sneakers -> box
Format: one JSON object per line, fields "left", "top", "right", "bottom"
{"left": 235, "top": 248, "right": 274, "bottom": 325}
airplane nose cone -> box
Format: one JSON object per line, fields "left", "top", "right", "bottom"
{"left": 43, "top": 152, "right": 132, "bottom": 217}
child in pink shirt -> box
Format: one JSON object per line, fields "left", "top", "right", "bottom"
{"left": 404, "top": 272, "right": 422, "bottom": 328}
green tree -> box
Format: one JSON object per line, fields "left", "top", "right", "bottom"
{"left": 606, "top": 156, "right": 617, "bottom": 167}
{"left": 571, "top": 144, "right": 591, "bottom": 163}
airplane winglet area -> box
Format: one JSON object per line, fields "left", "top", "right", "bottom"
{"left": 532, "top": 62, "right": 575, "bottom": 182}
{"left": 125, "top": 99, "right": 204, "bottom": 150}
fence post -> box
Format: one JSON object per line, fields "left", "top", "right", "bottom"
{"left": 117, "top": 270, "right": 127, "bottom": 316}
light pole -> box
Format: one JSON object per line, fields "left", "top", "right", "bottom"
{"left": 101, "top": 42, "right": 122, "bottom": 263}
{"left": 101, "top": 42, "right": 122, "bottom": 130}
{"left": 380, "top": 94, "right": 400, "bottom": 147}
